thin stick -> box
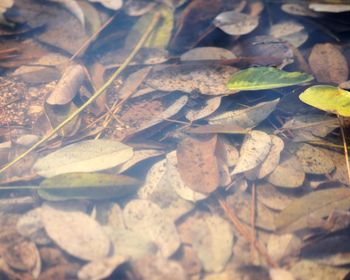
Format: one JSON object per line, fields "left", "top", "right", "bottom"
{"left": 0, "top": 12, "right": 161, "bottom": 175}
{"left": 337, "top": 114, "right": 350, "bottom": 186}
{"left": 216, "top": 192, "right": 279, "bottom": 268}
{"left": 250, "top": 183, "right": 257, "bottom": 264}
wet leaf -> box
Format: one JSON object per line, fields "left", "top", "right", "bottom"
{"left": 50, "top": 0, "right": 85, "bottom": 26}
{"left": 146, "top": 65, "right": 238, "bottom": 95}
{"left": 46, "top": 64, "right": 86, "bottom": 105}
{"left": 209, "top": 99, "right": 280, "bottom": 129}
{"left": 309, "top": 3, "right": 350, "bottom": 12}
{"left": 216, "top": 136, "right": 239, "bottom": 168}
{"left": 269, "top": 21, "right": 308, "bottom": 47}
{"left": 275, "top": 187, "right": 350, "bottom": 232}
{"left": 123, "top": 199, "right": 181, "bottom": 258}
{"left": 213, "top": 11, "right": 259, "bottom": 35}
{"left": 296, "top": 144, "right": 335, "bottom": 174}
{"left": 281, "top": 3, "right": 320, "bottom": 17}
{"left": 267, "top": 234, "right": 301, "bottom": 263}
{"left": 180, "top": 47, "right": 236, "bottom": 61}
{"left": 227, "top": 67, "right": 313, "bottom": 91}
{"left": 78, "top": 255, "right": 127, "bottom": 280}
{"left": 232, "top": 130, "right": 271, "bottom": 175}
{"left": 319, "top": 148, "right": 349, "bottom": 185}
{"left": 191, "top": 215, "right": 234, "bottom": 273}
{"left": 33, "top": 139, "right": 133, "bottom": 177}
{"left": 186, "top": 124, "right": 246, "bottom": 135}
{"left": 308, "top": 43, "right": 348, "bottom": 84}
{"left": 41, "top": 203, "right": 111, "bottom": 261}
{"left": 299, "top": 85, "right": 350, "bottom": 116}
{"left": 38, "top": 173, "right": 140, "bottom": 201}
{"left": 177, "top": 135, "right": 220, "bottom": 193}
{"left": 267, "top": 155, "right": 305, "bottom": 188}
{"left": 186, "top": 96, "right": 222, "bottom": 122}
{"left": 245, "top": 135, "right": 284, "bottom": 179}
{"left": 88, "top": 0, "right": 123, "bottom": 10}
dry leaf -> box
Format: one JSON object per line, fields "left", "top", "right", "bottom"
{"left": 177, "top": 135, "right": 220, "bottom": 193}
{"left": 308, "top": 43, "right": 348, "bottom": 84}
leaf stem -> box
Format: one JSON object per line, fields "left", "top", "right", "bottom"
{"left": 0, "top": 12, "right": 161, "bottom": 175}
{"left": 337, "top": 114, "right": 350, "bottom": 186}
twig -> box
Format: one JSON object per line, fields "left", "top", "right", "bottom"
{"left": 337, "top": 114, "right": 350, "bottom": 186}
{"left": 250, "top": 183, "right": 257, "bottom": 264}
{"left": 215, "top": 192, "right": 279, "bottom": 268}
{"left": 0, "top": 12, "right": 161, "bottom": 175}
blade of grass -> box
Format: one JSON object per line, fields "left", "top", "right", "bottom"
{"left": 0, "top": 12, "right": 161, "bottom": 175}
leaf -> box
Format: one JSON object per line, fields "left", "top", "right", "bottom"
{"left": 308, "top": 43, "right": 348, "bottom": 84}
{"left": 126, "top": 7, "right": 173, "bottom": 49}
{"left": 275, "top": 188, "right": 350, "bottom": 232}
{"left": 50, "top": 0, "right": 85, "bottom": 26}
{"left": 269, "top": 21, "right": 308, "bottom": 47}
{"left": 46, "top": 64, "right": 86, "bottom": 105}
{"left": 232, "top": 130, "right": 272, "bottom": 175}
{"left": 88, "top": 0, "right": 123, "bottom": 10}
{"left": 123, "top": 199, "right": 181, "bottom": 258}
{"left": 176, "top": 135, "right": 220, "bottom": 194}
{"left": 296, "top": 144, "right": 335, "bottom": 174}
{"left": 33, "top": 139, "right": 133, "bottom": 177}
{"left": 213, "top": 11, "right": 259, "bottom": 35}
{"left": 185, "top": 97, "right": 222, "bottom": 122}
{"left": 309, "top": 3, "right": 350, "bottom": 12}
{"left": 41, "top": 203, "right": 111, "bottom": 261}
{"left": 299, "top": 85, "right": 350, "bottom": 117}
{"left": 38, "top": 173, "right": 140, "bottom": 201}
{"left": 180, "top": 47, "right": 236, "bottom": 61}
{"left": 227, "top": 67, "right": 313, "bottom": 91}
{"left": 267, "top": 155, "right": 305, "bottom": 188}
{"left": 209, "top": 99, "right": 280, "bottom": 129}
{"left": 146, "top": 65, "right": 238, "bottom": 96}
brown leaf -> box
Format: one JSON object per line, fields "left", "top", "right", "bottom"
{"left": 308, "top": 43, "right": 349, "bottom": 84}
{"left": 177, "top": 135, "right": 220, "bottom": 193}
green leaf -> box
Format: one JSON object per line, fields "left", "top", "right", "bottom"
{"left": 226, "top": 67, "right": 313, "bottom": 90}
{"left": 38, "top": 172, "right": 141, "bottom": 201}
{"left": 299, "top": 85, "right": 350, "bottom": 117}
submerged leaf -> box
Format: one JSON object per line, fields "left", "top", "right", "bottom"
{"left": 227, "top": 67, "right": 313, "bottom": 91}
{"left": 213, "top": 11, "right": 259, "bottom": 35}
{"left": 33, "top": 140, "right": 133, "bottom": 177}
{"left": 299, "top": 85, "right": 350, "bottom": 117}
{"left": 275, "top": 188, "right": 350, "bottom": 232}
{"left": 38, "top": 173, "right": 140, "bottom": 201}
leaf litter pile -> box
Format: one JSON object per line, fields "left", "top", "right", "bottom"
{"left": 1, "top": 0, "right": 350, "bottom": 279}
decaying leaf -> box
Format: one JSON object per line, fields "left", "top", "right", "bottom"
{"left": 245, "top": 135, "right": 284, "bottom": 180}
{"left": 267, "top": 233, "right": 301, "bottom": 263}
{"left": 232, "top": 130, "right": 271, "bottom": 175}
{"left": 213, "top": 11, "right": 259, "bottom": 35}
{"left": 186, "top": 96, "right": 222, "bottom": 122}
{"left": 309, "top": 3, "right": 350, "bottom": 13}
{"left": 123, "top": 199, "right": 181, "bottom": 258}
{"left": 146, "top": 65, "right": 238, "bottom": 96}
{"left": 176, "top": 135, "right": 220, "bottom": 193}
{"left": 308, "top": 43, "right": 348, "bottom": 84}
{"left": 216, "top": 136, "right": 239, "bottom": 168}
{"left": 33, "top": 139, "right": 133, "bottom": 177}
{"left": 296, "top": 143, "right": 335, "bottom": 174}
{"left": 41, "top": 203, "right": 111, "bottom": 261}
{"left": 180, "top": 47, "right": 236, "bottom": 61}
{"left": 267, "top": 155, "right": 305, "bottom": 188}
{"left": 209, "top": 99, "right": 279, "bottom": 129}
{"left": 269, "top": 21, "right": 308, "bottom": 47}
{"left": 88, "top": 0, "right": 123, "bottom": 10}
{"left": 275, "top": 187, "right": 350, "bottom": 232}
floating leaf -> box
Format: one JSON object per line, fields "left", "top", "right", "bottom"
{"left": 308, "top": 43, "right": 348, "bottom": 84}
{"left": 123, "top": 199, "right": 181, "bottom": 258}
{"left": 213, "top": 11, "right": 259, "bottom": 35}
{"left": 299, "top": 85, "right": 350, "bottom": 117}
{"left": 227, "top": 67, "right": 313, "bottom": 91}
{"left": 38, "top": 173, "right": 140, "bottom": 201}
{"left": 275, "top": 188, "right": 350, "bottom": 232}
{"left": 176, "top": 135, "right": 220, "bottom": 194}
{"left": 41, "top": 203, "right": 111, "bottom": 261}
{"left": 33, "top": 139, "right": 133, "bottom": 177}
